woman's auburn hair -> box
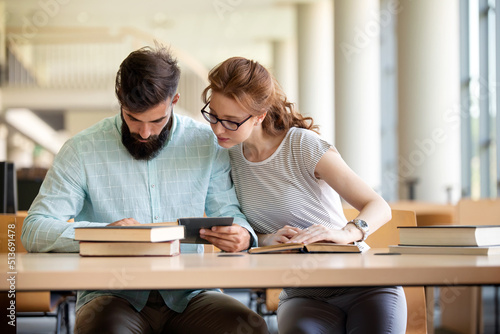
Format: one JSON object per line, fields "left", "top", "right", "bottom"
{"left": 202, "top": 57, "right": 319, "bottom": 136}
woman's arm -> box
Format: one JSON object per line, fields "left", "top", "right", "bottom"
{"left": 288, "top": 148, "right": 391, "bottom": 245}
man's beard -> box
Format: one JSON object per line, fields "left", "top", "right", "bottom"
{"left": 121, "top": 114, "right": 171, "bottom": 161}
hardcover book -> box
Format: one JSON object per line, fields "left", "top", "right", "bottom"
{"left": 79, "top": 239, "right": 181, "bottom": 257}
{"left": 389, "top": 244, "right": 500, "bottom": 256}
{"left": 74, "top": 225, "right": 185, "bottom": 242}
{"left": 398, "top": 225, "right": 500, "bottom": 247}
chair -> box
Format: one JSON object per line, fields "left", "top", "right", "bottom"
{"left": 0, "top": 213, "right": 74, "bottom": 334}
{"left": 254, "top": 209, "right": 428, "bottom": 334}
{"left": 414, "top": 213, "right": 454, "bottom": 227}
{"left": 388, "top": 200, "right": 456, "bottom": 226}
{"left": 456, "top": 198, "right": 500, "bottom": 225}
{"left": 438, "top": 198, "right": 500, "bottom": 334}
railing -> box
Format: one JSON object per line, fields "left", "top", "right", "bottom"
{"left": 3, "top": 26, "right": 209, "bottom": 118}
{"left": 7, "top": 42, "right": 125, "bottom": 90}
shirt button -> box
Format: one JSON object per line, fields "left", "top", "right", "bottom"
{"left": 155, "top": 216, "right": 159, "bottom": 220}
{"left": 151, "top": 184, "right": 155, "bottom": 188}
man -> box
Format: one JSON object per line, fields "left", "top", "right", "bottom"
{"left": 21, "top": 45, "right": 268, "bottom": 334}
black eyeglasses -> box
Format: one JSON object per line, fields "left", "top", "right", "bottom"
{"left": 201, "top": 102, "right": 252, "bottom": 131}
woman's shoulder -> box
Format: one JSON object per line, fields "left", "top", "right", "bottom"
{"left": 287, "top": 127, "right": 324, "bottom": 145}
{"left": 287, "top": 127, "right": 334, "bottom": 162}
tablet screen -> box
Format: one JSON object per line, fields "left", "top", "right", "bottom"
{"left": 178, "top": 217, "right": 234, "bottom": 244}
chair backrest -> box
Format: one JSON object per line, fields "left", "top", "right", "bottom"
{"left": 387, "top": 200, "right": 457, "bottom": 226}
{"left": 457, "top": 198, "right": 500, "bottom": 225}
{"left": 414, "top": 213, "right": 454, "bottom": 226}
{"left": 0, "top": 212, "right": 28, "bottom": 253}
{"left": 344, "top": 208, "right": 427, "bottom": 334}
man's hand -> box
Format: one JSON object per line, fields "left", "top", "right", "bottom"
{"left": 199, "top": 224, "right": 251, "bottom": 252}
{"left": 107, "top": 218, "right": 141, "bottom": 226}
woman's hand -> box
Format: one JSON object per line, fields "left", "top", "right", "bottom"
{"left": 260, "top": 225, "right": 302, "bottom": 246}
{"left": 287, "top": 224, "right": 354, "bottom": 245}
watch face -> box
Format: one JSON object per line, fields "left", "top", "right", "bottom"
{"left": 358, "top": 220, "right": 368, "bottom": 229}
{"left": 354, "top": 219, "right": 368, "bottom": 231}
{"left": 351, "top": 219, "right": 368, "bottom": 242}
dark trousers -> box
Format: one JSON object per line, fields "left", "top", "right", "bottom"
{"left": 277, "top": 286, "right": 407, "bottom": 334}
{"left": 75, "top": 290, "right": 269, "bottom": 334}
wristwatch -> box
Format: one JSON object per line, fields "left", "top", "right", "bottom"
{"left": 348, "top": 219, "right": 369, "bottom": 242}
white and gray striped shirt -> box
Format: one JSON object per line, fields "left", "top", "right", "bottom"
{"left": 229, "top": 127, "right": 347, "bottom": 233}
{"left": 229, "top": 127, "right": 352, "bottom": 300}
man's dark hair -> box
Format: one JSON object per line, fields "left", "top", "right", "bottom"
{"left": 115, "top": 44, "right": 181, "bottom": 112}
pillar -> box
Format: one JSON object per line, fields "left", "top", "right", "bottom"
{"left": 334, "top": 0, "right": 381, "bottom": 191}
{"left": 397, "top": 0, "right": 461, "bottom": 203}
{"left": 297, "top": 0, "right": 334, "bottom": 144}
{"left": 271, "top": 39, "right": 298, "bottom": 107}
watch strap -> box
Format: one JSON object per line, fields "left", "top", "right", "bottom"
{"left": 348, "top": 219, "right": 369, "bottom": 242}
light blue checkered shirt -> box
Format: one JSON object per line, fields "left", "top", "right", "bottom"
{"left": 21, "top": 112, "right": 257, "bottom": 313}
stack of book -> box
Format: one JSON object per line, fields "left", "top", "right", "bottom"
{"left": 388, "top": 225, "right": 500, "bottom": 255}
{"left": 74, "top": 224, "right": 185, "bottom": 257}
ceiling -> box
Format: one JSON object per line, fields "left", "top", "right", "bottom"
{"left": 4, "top": 0, "right": 320, "bottom": 69}
{"left": 2, "top": 0, "right": 324, "bottom": 144}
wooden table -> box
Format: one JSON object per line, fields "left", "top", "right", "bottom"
{"left": 2, "top": 250, "right": 499, "bottom": 291}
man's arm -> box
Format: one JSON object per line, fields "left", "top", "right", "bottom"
{"left": 202, "top": 145, "right": 257, "bottom": 252}
{"left": 21, "top": 141, "right": 104, "bottom": 253}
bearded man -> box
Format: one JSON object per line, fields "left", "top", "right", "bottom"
{"left": 21, "top": 44, "right": 268, "bottom": 334}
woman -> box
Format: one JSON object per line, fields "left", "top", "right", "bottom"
{"left": 200, "top": 57, "right": 407, "bottom": 334}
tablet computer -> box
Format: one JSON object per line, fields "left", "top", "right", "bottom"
{"left": 177, "top": 217, "right": 234, "bottom": 244}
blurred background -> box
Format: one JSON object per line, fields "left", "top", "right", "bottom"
{"left": 0, "top": 0, "right": 498, "bottom": 206}
{"left": 1, "top": 1, "right": 499, "bottom": 333}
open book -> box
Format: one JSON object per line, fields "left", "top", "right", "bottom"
{"left": 248, "top": 242, "right": 367, "bottom": 254}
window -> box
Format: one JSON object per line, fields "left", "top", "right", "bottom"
{"left": 460, "top": 0, "right": 499, "bottom": 198}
